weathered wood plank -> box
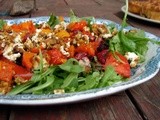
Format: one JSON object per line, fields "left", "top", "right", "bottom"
{"left": 66, "top": 0, "right": 98, "bottom": 6}
{"left": 9, "top": 93, "right": 142, "bottom": 120}
{"left": 31, "top": 0, "right": 69, "bottom": 17}
{"left": 0, "top": 105, "right": 10, "bottom": 120}
{"left": 128, "top": 72, "right": 160, "bottom": 120}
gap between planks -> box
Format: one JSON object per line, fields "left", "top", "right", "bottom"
{"left": 125, "top": 90, "right": 149, "bottom": 120}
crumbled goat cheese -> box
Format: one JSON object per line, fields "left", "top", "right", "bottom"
{"left": 13, "top": 42, "right": 24, "bottom": 52}
{"left": 31, "top": 29, "right": 42, "bottom": 43}
{"left": 66, "top": 42, "right": 70, "bottom": 48}
{"left": 42, "top": 23, "right": 49, "bottom": 28}
{"left": 54, "top": 24, "right": 60, "bottom": 29}
{"left": 1, "top": 42, "right": 5, "bottom": 48}
{"left": 14, "top": 34, "right": 22, "bottom": 43}
{"left": 3, "top": 44, "right": 21, "bottom": 61}
{"left": 24, "top": 38, "right": 33, "bottom": 49}
{"left": 91, "top": 32, "right": 94, "bottom": 36}
{"left": 41, "top": 42, "right": 46, "bottom": 49}
{"left": 102, "top": 33, "right": 112, "bottom": 39}
{"left": 60, "top": 45, "right": 70, "bottom": 56}
{"left": 47, "top": 33, "right": 54, "bottom": 38}
{"left": 125, "top": 52, "right": 139, "bottom": 67}
{"left": 0, "top": 35, "right": 4, "bottom": 39}
{"left": 83, "top": 26, "right": 90, "bottom": 31}
{"left": 13, "top": 42, "right": 24, "bottom": 48}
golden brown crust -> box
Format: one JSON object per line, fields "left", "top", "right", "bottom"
{"left": 141, "top": 1, "right": 160, "bottom": 20}
{"left": 129, "top": 0, "right": 160, "bottom": 21}
{"left": 128, "top": 1, "right": 146, "bottom": 14}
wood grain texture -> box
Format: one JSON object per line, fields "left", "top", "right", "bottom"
{"left": 129, "top": 72, "right": 160, "bottom": 120}
{"left": 0, "top": 106, "right": 10, "bottom": 120}
{"left": 31, "top": 0, "right": 69, "bottom": 17}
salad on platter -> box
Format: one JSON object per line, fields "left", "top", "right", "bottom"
{"left": 0, "top": 7, "right": 159, "bottom": 95}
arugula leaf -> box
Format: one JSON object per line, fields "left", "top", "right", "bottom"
{"left": 0, "top": 19, "right": 6, "bottom": 30}
{"left": 59, "top": 58, "right": 84, "bottom": 73}
{"left": 61, "top": 73, "right": 78, "bottom": 88}
{"left": 23, "top": 76, "right": 54, "bottom": 93}
{"left": 69, "top": 9, "right": 79, "bottom": 22}
{"left": 125, "top": 30, "right": 149, "bottom": 62}
{"left": 107, "top": 23, "right": 117, "bottom": 33}
{"left": 30, "top": 66, "right": 56, "bottom": 83}
{"left": 109, "top": 0, "right": 153, "bottom": 63}
{"left": 78, "top": 72, "right": 102, "bottom": 91}
{"left": 109, "top": 34, "right": 124, "bottom": 54}
{"left": 47, "top": 14, "right": 60, "bottom": 28}
{"left": 7, "top": 81, "right": 34, "bottom": 95}
{"left": 52, "top": 76, "right": 64, "bottom": 89}
{"left": 118, "top": 0, "right": 136, "bottom": 53}
{"left": 118, "top": 30, "right": 136, "bottom": 52}
{"left": 8, "top": 66, "right": 56, "bottom": 95}
{"left": 99, "top": 66, "right": 123, "bottom": 87}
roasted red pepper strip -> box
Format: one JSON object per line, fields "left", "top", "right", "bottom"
{"left": 104, "top": 52, "right": 131, "bottom": 78}
{"left": 0, "top": 57, "right": 32, "bottom": 80}
{"left": 68, "top": 20, "right": 87, "bottom": 32}
{"left": 47, "top": 48, "right": 67, "bottom": 65}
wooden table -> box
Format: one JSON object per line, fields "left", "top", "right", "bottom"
{"left": 0, "top": 0, "right": 160, "bottom": 120}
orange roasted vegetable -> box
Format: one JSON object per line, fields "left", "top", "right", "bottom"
{"left": 22, "top": 52, "right": 36, "bottom": 70}
{"left": 0, "top": 61, "right": 14, "bottom": 82}
{"left": 11, "top": 21, "right": 36, "bottom": 34}
{"left": 0, "top": 57, "right": 32, "bottom": 80}
{"left": 67, "top": 20, "right": 87, "bottom": 32}
{"left": 68, "top": 45, "right": 75, "bottom": 58}
{"left": 75, "top": 41, "right": 99, "bottom": 56}
{"left": 56, "top": 30, "right": 70, "bottom": 38}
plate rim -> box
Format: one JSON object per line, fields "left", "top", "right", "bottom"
{"left": 0, "top": 16, "right": 160, "bottom": 105}
{"left": 121, "top": 5, "right": 160, "bottom": 24}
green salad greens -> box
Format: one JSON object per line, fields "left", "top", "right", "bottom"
{"left": 5, "top": 0, "right": 158, "bottom": 95}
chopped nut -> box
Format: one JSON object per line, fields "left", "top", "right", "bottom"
{"left": 53, "top": 89, "right": 65, "bottom": 94}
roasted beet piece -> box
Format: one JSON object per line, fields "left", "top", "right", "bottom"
{"left": 96, "top": 49, "right": 108, "bottom": 64}
{"left": 97, "top": 40, "right": 109, "bottom": 52}
{"left": 74, "top": 52, "right": 87, "bottom": 60}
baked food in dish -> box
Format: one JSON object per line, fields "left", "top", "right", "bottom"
{"left": 129, "top": 0, "right": 160, "bottom": 21}
{"left": 141, "top": 1, "right": 160, "bottom": 21}
{"left": 128, "top": 0, "right": 147, "bottom": 14}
